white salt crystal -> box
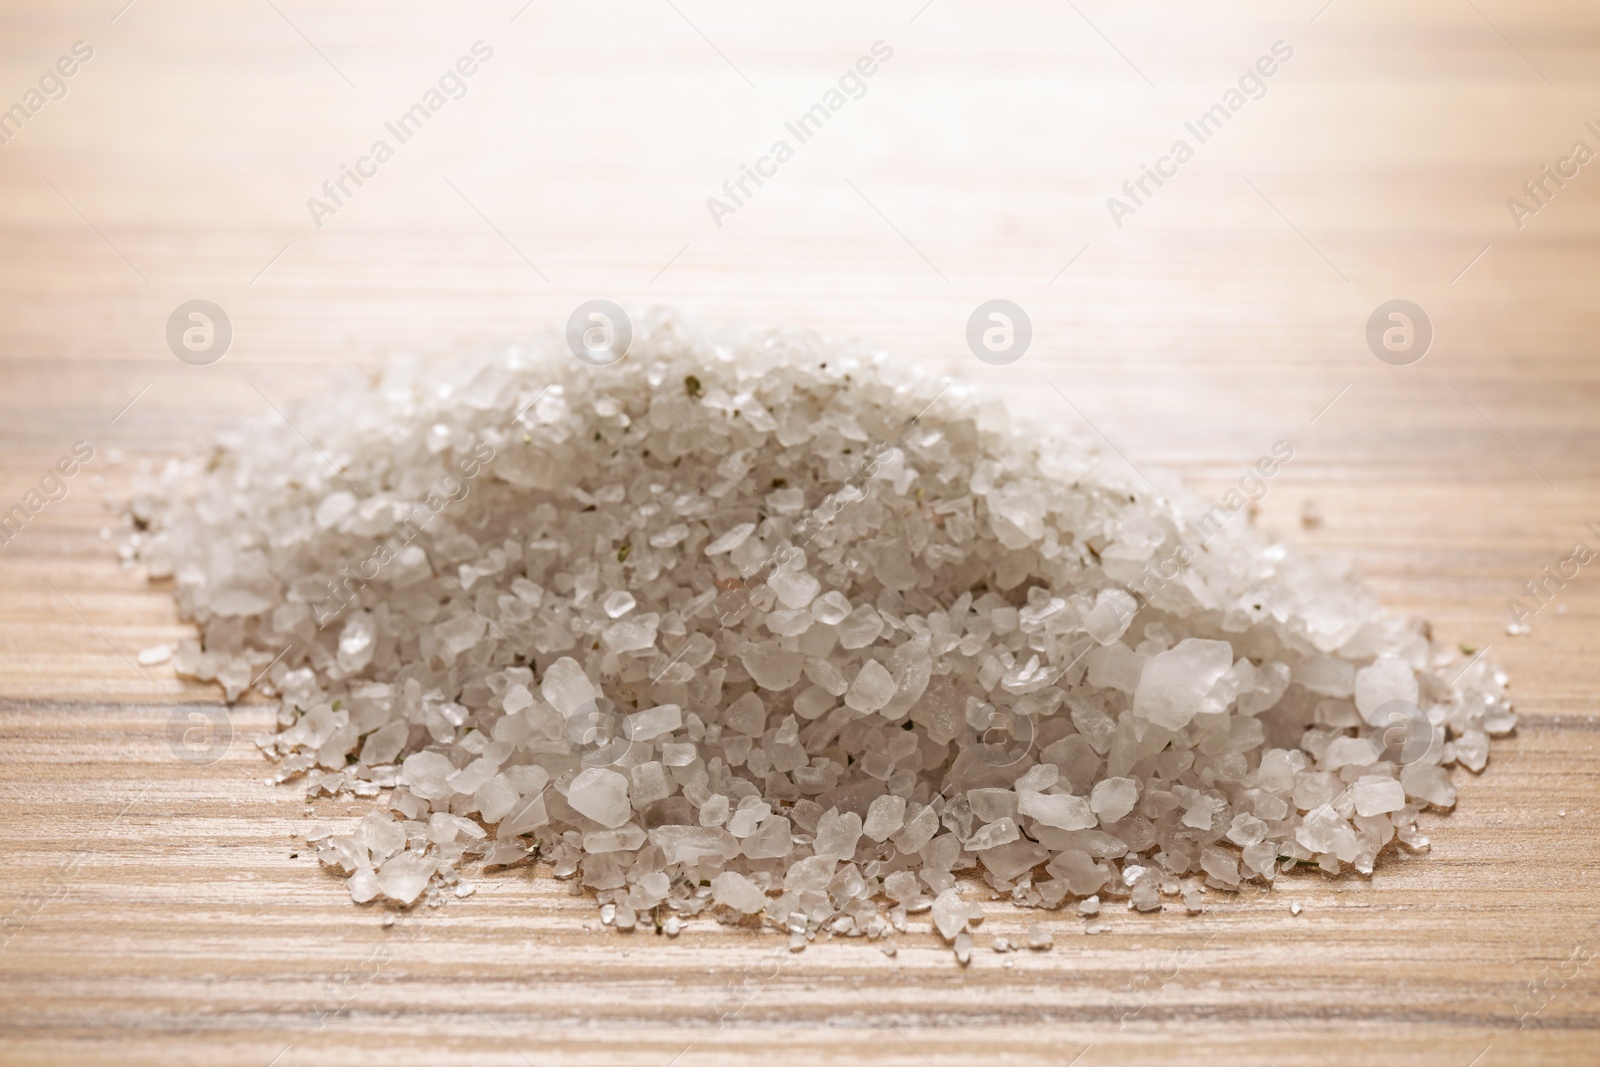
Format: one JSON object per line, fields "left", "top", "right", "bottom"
{"left": 629, "top": 761, "right": 671, "bottom": 805}
{"left": 541, "top": 657, "right": 596, "bottom": 717}
{"left": 1089, "top": 777, "right": 1139, "bottom": 823}
{"left": 360, "top": 721, "right": 408, "bottom": 766}
{"left": 660, "top": 742, "right": 696, "bottom": 767}
{"left": 502, "top": 684, "right": 534, "bottom": 715}
{"left": 401, "top": 751, "right": 454, "bottom": 801}
{"left": 584, "top": 825, "right": 646, "bottom": 852}
{"left": 1400, "top": 762, "right": 1455, "bottom": 807}
{"left": 1133, "top": 639, "right": 1236, "bottom": 729}
{"left": 837, "top": 604, "right": 884, "bottom": 649}
{"left": 1324, "top": 735, "right": 1380, "bottom": 770}
{"left": 474, "top": 774, "right": 520, "bottom": 823}
{"left": 698, "top": 794, "right": 730, "bottom": 827}
{"left": 1351, "top": 775, "right": 1406, "bottom": 817}
{"left": 1018, "top": 792, "right": 1096, "bottom": 831}
{"left": 705, "top": 523, "right": 755, "bottom": 555}
{"left": 811, "top": 591, "right": 852, "bottom": 626}
{"left": 376, "top": 852, "right": 436, "bottom": 905}
{"left": 348, "top": 868, "right": 379, "bottom": 903}
{"left": 435, "top": 614, "right": 486, "bottom": 657}
{"left": 766, "top": 567, "right": 821, "bottom": 610}
{"left": 567, "top": 768, "right": 632, "bottom": 828}
{"left": 931, "top": 889, "right": 968, "bottom": 940}
{"left": 727, "top": 799, "right": 771, "bottom": 838}
{"left": 1084, "top": 588, "right": 1137, "bottom": 645}
{"left": 448, "top": 757, "right": 494, "bottom": 796}
{"left": 845, "top": 660, "right": 896, "bottom": 713}
{"left": 383, "top": 544, "right": 430, "bottom": 587}
{"left": 813, "top": 809, "right": 864, "bottom": 860}
{"left": 1130, "top": 877, "right": 1162, "bottom": 912}
{"left": 138, "top": 644, "right": 173, "bottom": 666}
{"left": 1454, "top": 731, "right": 1490, "bottom": 772}
{"left": 626, "top": 703, "right": 682, "bottom": 742}
{"left": 968, "top": 815, "right": 1020, "bottom": 851}
{"left": 723, "top": 691, "right": 767, "bottom": 736}
{"left": 743, "top": 816, "right": 795, "bottom": 860}
{"left": 314, "top": 491, "right": 356, "bottom": 529}
{"left": 863, "top": 795, "right": 907, "bottom": 842}
{"left": 803, "top": 658, "right": 849, "bottom": 696}
{"left": 1354, "top": 655, "right": 1419, "bottom": 724}
{"left": 968, "top": 788, "right": 1017, "bottom": 823}
{"left": 1297, "top": 804, "right": 1357, "bottom": 860}
{"left": 741, "top": 642, "right": 804, "bottom": 691}
{"left": 711, "top": 871, "right": 767, "bottom": 914}
{"left": 429, "top": 811, "right": 485, "bottom": 843}
{"left": 1225, "top": 813, "right": 1269, "bottom": 848}
{"left": 1015, "top": 765, "right": 1059, "bottom": 792}
{"left": 602, "top": 591, "right": 636, "bottom": 618}
{"left": 338, "top": 613, "right": 375, "bottom": 672}
{"left": 602, "top": 613, "right": 658, "bottom": 653}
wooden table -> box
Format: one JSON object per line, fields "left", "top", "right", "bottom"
{"left": 2, "top": 2, "right": 1597, "bottom": 1063}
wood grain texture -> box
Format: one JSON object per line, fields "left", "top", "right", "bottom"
{"left": 2, "top": 2, "right": 1599, "bottom": 1064}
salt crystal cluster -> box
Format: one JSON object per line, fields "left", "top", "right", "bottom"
{"left": 131, "top": 310, "right": 1513, "bottom": 955}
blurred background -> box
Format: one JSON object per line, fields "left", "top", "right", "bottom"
{"left": 2, "top": 3, "right": 1598, "bottom": 1065}
{"left": 5, "top": 0, "right": 1596, "bottom": 687}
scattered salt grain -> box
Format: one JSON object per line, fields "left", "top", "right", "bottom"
{"left": 375, "top": 853, "right": 435, "bottom": 905}
{"left": 137, "top": 644, "right": 172, "bottom": 666}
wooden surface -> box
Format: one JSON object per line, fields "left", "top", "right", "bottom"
{"left": 3, "top": 2, "right": 1599, "bottom": 1064}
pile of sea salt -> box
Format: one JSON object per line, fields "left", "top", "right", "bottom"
{"left": 131, "top": 310, "right": 1513, "bottom": 958}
